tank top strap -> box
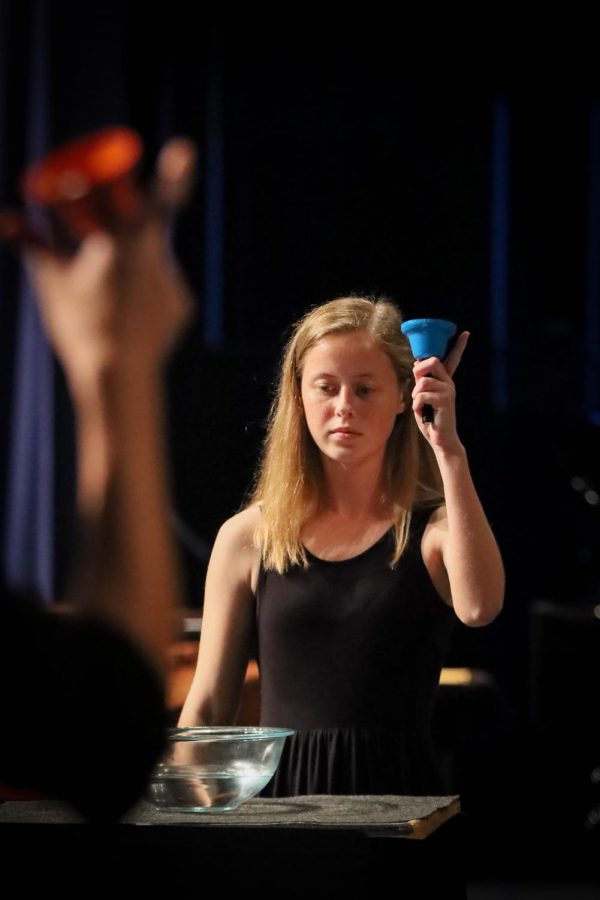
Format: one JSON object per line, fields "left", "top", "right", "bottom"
{"left": 408, "top": 503, "right": 444, "bottom": 546}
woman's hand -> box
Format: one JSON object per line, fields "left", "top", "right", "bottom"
{"left": 411, "top": 331, "right": 469, "bottom": 455}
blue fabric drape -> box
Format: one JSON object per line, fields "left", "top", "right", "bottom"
{"left": 2, "top": 0, "right": 55, "bottom": 601}
{"left": 4, "top": 274, "right": 55, "bottom": 601}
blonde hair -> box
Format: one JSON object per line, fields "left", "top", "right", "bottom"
{"left": 248, "top": 295, "right": 443, "bottom": 571}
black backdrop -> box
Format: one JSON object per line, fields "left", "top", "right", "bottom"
{"left": 1, "top": 4, "right": 600, "bottom": 869}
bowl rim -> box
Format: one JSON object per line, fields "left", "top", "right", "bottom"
{"left": 166, "top": 726, "right": 294, "bottom": 742}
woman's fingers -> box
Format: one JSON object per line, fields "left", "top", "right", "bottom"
{"left": 442, "top": 331, "right": 469, "bottom": 377}
{"left": 412, "top": 380, "right": 455, "bottom": 409}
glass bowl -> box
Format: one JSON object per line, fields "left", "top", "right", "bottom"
{"left": 148, "top": 726, "right": 294, "bottom": 813}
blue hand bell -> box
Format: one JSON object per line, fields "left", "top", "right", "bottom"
{"left": 401, "top": 318, "right": 457, "bottom": 424}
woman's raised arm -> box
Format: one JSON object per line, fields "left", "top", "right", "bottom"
{"left": 413, "top": 335, "right": 505, "bottom": 627}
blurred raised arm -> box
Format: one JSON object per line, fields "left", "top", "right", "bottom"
{"left": 7, "top": 137, "right": 197, "bottom": 677}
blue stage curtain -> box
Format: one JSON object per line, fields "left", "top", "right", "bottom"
{"left": 1, "top": 0, "right": 56, "bottom": 601}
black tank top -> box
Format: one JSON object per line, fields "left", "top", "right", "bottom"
{"left": 257, "top": 507, "right": 456, "bottom": 796}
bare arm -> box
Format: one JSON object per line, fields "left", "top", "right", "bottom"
{"left": 64, "top": 360, "right": 180, "bottom": 675}
{"left": 178, "top": 507, "right": 260, "bottom": 725}
{"left": 413, "top": 335, "right": 504, "bottom": 627}
{"left": 14, "top": 138, "right": 196, "bottom": 676}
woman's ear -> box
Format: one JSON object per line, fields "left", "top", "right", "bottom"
{"left": 397, "top": 381, "right": 410, "bottom": 416}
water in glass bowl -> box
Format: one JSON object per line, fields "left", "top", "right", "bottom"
{"left": 149, "top": 762, "right": 274, "bottom": 813}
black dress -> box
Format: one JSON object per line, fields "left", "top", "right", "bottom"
{"left": 257, "top": 507, "right": 455, "bottom": 796}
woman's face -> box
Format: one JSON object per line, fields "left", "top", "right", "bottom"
{"left": 300, "top": 330, "right": 406, "bottom": 471}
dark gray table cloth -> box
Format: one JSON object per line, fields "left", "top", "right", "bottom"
{"left": 0, "top": 793, "right": 460, "bottom": 836}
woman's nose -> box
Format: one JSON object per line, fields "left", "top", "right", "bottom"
{"left": 335, "top": 386, "right": 354, "bottom": 417}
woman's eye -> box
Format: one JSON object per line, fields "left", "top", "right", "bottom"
{"left": 316, "top": 383, "right": 334, "bottom": 394}
{"left": 356, "top": 385, "right": 373, "bottom": 396}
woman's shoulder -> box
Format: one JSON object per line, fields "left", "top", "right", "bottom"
{"left": 208, "top": 505, "right": 262, "bottom": 593}
{"left": 214, "top": 504, "right": 261, "bottom": 555}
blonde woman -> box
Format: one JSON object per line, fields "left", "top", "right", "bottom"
{"left": 179, "top": 296, "right": 504, "bottom": 795}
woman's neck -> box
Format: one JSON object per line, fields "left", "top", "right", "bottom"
{"left": 319, "top": 455, "right": 390, "bottom": 520}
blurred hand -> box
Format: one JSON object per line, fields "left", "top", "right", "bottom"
{"left": 1, "top": 138, "right": 196, "bottom": 392}
{"left": 411, "top": 331, "right": 469, "bottom": 455}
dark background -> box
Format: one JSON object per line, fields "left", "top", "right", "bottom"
{"left": 1, "top": 4, "right": 599, "bottom": 878}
